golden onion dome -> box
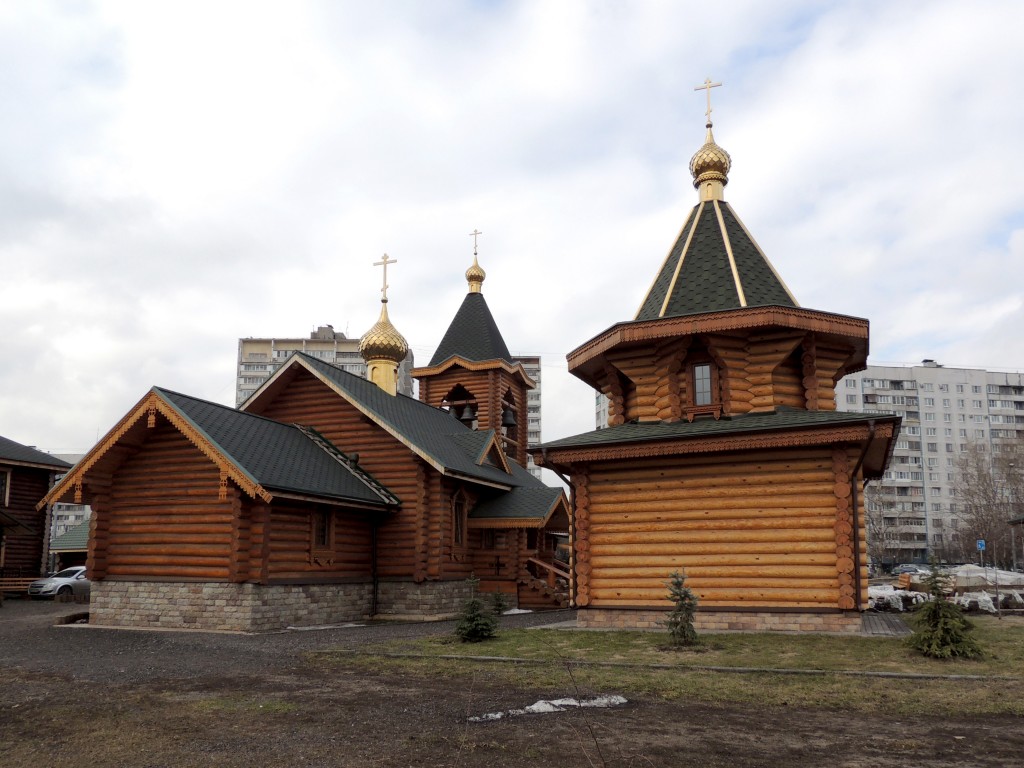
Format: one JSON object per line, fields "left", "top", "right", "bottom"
{"left": 466, "top": 255, "right": 486, "bottom": 294}
{"left": 359, "top": 300, "right": 409, "bottom": 363}
{"left": 689, "top": 123, "right": 731, "bottom": 189}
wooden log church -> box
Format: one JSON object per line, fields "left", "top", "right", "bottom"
{"left": 533, "top": 84, "right": 899, "bottom": 633}
{"left": 42, "top": 256, "right": 568, "bottom": 631}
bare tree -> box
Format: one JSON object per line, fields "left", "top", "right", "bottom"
{"left": 952, "top": 439, "right": 1024, "bottom": 569}
{"left": 863, "top": 482, "right": 898, "bottom": 572}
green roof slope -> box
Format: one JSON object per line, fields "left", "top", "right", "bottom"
{"left": 429, "top": 292, "right": 514, "bottom": 366}
{"left": 0, "top": 435, "right": 71, "bottom": 470}
{"left": 157, "top": 388, "right": 397, "bottom": 507}
{"left": 635, "top": 201, "right": 797, "bottom": 320}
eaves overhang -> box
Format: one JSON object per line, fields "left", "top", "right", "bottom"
{"left": 412, "top": 356, "right": 536, "bottom": 389}
{"left": 568, "top": 305, "right": 869, "bottom": 388}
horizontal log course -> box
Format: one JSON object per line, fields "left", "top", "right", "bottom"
{"left": 580, "top": 564, "right": 840, "bottom": 579}
{"left": 109, "top": 524, "right": 234, "bottom": 536}
{"left": 107, "top": 553, "right": 229, "bottom": 566}
{"left": 590, "top": 516, "right": 839, "bottom": 535}
{"left": 590, "top": 536, "right": 835, "bottom": 557}
{"left": 589, "top": 460, "right": 833, "bottom": 484}
{"left": 108, "top": 513, "right": 233, "bottom": 526}
{"left": 589, "top": 597, "right": 837, "bottom": 609}
{"left": 589, "top": 552, "right": 839, "bottom": 568}
{"left": 105, "top": 543, "right": 230, "bottom": 557}
{"left": 591, "top": 510, "right": 840, "bottom": 529}
{"left": 593, "top": 577, "right": 839, "bottom": 591}
{"left": 587, "top": 486, "right": 836, "bottom": 505}
{"left": 104, "top": 565, "right": 230, "bottom": 579}
{"left": 591, "top": 586, "right": 837, "bottom": 603}
{"left": 107, "top": 527, "right": 234, "bottom": 542}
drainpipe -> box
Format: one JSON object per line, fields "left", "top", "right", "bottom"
{"left": 370, "top": 521, "right": 379, "bottom": 617}
{"left": 849, "top": 420, "right": 876, "bottom": 610}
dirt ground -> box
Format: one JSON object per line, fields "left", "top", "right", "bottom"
{"left": 1, "top": 601, "right": 1021, "bottom": 768}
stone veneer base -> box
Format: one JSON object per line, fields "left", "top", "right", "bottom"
{"left": 90, "top": 579, "right": 474, "bottom": 632}
{"left": 578, "top": 608, "right": 864, "bottom": 634}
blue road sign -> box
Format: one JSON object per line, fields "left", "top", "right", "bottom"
{"left": 977, "top": 539, "right": 986, "bottom": 551}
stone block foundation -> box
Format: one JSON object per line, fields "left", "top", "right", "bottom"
{"left": 374, "top": 579, "right": 473, "bottom": 618}
{"left": 90, "top": 581, "right": 375, "bottom": 632}
{"left": 89, "top": 579, "right": 477, "bottom": 632}
{"left": 577, "top": 608, "right": 864, "bottom": 634}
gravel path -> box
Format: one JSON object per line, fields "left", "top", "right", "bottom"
{"left": 0, "top": 600, "right": 575, "bottom": 684}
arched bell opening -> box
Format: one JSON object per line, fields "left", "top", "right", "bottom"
{"left": 442, "top": 384, "right": 479, "bottom": 430}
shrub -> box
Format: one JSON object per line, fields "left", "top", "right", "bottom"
{"left": 455, "top": 576, "right": 498, "bottom": 643}
{"left": 664, "top": 570, "right": 699, "bottom": 647}
{"left": 908, "top": 561, "right": 982, "bottom": 659}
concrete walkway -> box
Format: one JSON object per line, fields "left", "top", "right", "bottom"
{"left": 861, "top": 611, "right": 912, "bottom": 636}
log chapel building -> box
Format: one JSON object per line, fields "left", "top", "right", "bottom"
{"left": 42, "top": 257, "right": 568, "bottom": 631}
{"left": 533, "top": 96, "right": 900, "bottom": 633}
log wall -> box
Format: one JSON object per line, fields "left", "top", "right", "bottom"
{"left": 255, "top": 371, "right": 437, "bottom": 580}
{"left": 264, "top": 503, "right": 374, "bottom": 581}
{"left": 0, "top": 466, "right": 52, "bottom": 576}
{"left": 599, "top": 331, "right": 856, "bottom": 423}
{"left": 576, "top": 447, "right": 867, "bottom": 611}
{"left": 96, "top": 424, "right": 235, "bottom": 580}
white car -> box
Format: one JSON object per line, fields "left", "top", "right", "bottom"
{"left": 27, "top": 566, "right": 90, "bottom": 599}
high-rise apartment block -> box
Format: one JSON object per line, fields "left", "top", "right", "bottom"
{"left": 236, "top": 326, "right": 415, "bottom": 406}
{"left": 837, "top": 360, "right": 1024, "bottom": 565}
{"left": 516, "top": 356, "right": 543, "bottom": 478}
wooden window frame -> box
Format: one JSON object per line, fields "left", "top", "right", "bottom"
{"left": 0, "top": 469, "right": 9, "bottom": 507}
{"left": 310, "top": 509, "right": 334, "bottom": 559}
{"left": 684, "top": 357, "right": 722, "bottom": 421}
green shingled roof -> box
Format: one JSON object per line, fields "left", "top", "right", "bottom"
{"left": 0, "top": 435, "right": 71, "bottom": 470}
{"left": 539, "top": 408, "right": 897, "bottom": 451}
{"left": 50, "top": 521, "right": 89, "bottom": 551}
{"left": 470, "top": 486, "right": 564, "bottom": 521}
{"left": 635, "top": 200, "right": 798, "bottom": 320}
{"left": 429, "top": 292, "right": 514, "bottom": 366}
{"left": 294, "top": 355, "right": 543, "bottom": 490}
{"left": 156, "top": 388, "right": 398, "bottom": 507}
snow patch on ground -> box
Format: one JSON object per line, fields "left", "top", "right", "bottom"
{"left": 286, "top": 623, "right": 365, "bottom": 631}
{"left": 469, "top": 695, "right": 627, "bottom": 722}
{"left": 501, "top": 608, "right": 533, "bottom": 615}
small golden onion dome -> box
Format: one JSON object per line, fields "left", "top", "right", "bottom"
{"left": 689, "top": 123, "right": 731, "bottom": 189}
{"left": 359, "top": 300, "right": 409, "bottom": 363}
{"left": 466, "top": 255, "right": 486, "bottom": 293}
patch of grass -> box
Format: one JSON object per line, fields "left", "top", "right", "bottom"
{"left": 315, "top": 614, "right": 1024, "bottom": 716}
{"left": 190, "top": 696, "right": 296, "bottom": 714}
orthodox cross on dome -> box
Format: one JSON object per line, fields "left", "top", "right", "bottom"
{"left": 373, "top": 253, "right": 397, "bottom": 301}
{"left": 694, "top": 77, "right": 723, "bottom": 124}
{"left": 469, "top": 229, "right": 483, "bottom": 256}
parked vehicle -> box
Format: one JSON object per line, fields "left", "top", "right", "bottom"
{"left": 27, "top": 566, "right": 90, "bottom": 599}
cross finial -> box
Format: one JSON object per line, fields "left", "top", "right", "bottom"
{"left": 469, "top": 229, "right": 483, "bottom": 257}
{"left": 373, "top": 253, "right": 397, "bottom": 301}
{"left": 694, "top": 77, "right": 723, "bottom": 125}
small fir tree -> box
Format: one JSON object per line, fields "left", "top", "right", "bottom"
{"left": 664, "top": 570, "right": 700, "bottom": 647}
{"left": 908, "top": 560, "right": 982, "bottom": 659}
{"left": 455, "top": 576, "right": 498, "bottom": 643}
{"left": 490, "top": 590, "right": 510, "bottom": 616}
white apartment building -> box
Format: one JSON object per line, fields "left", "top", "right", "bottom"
{"left": 236, "top": 326, "right": 415, "bottom": 405}
{"left": 50, "top": 454, "right": 89, "bottom": 538}
{"left": 516, "top": 356, "right": 543, "bottom": 479}
{"left": 838, "top": 360, "right": 1024, "bottom": 566}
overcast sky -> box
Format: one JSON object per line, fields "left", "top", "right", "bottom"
{"left": 2, "top": 1, "right": 1023, "bottom": 458}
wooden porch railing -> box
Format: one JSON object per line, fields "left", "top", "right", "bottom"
{"left": 526, "top": 557, "right": 570, "bottom": 589}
